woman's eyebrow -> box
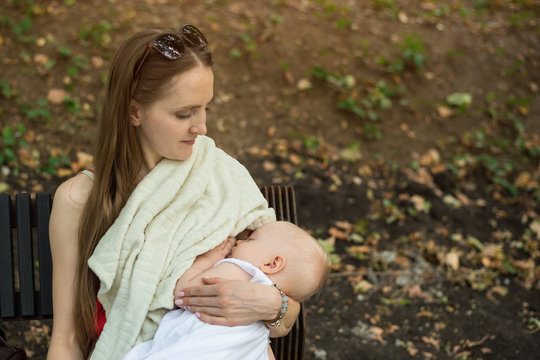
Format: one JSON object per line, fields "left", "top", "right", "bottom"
{"left": 174, "top": 104, "right": 201, "bottom": 111}
{"left": 174, "top": 98, "right": 214, "bottom": 112}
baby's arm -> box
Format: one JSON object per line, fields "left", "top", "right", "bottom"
{"left": 176, "top": 238, "right": 233, "bottom": 290}
{"left": 178, "top": 260, "right": 253, "bottom": 291}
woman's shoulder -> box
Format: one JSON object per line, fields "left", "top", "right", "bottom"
{"left": 53, "top": 172, "right": 94, "bottom": 211}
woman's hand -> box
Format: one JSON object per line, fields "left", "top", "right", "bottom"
{"left": 174, "top": 277, "right": 299, "bottom": 335}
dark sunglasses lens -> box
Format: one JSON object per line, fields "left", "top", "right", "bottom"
{"left": 153, "top": 34, "right": 185, "bottom": 59}
{"left": 182, "top": 25, "right": 208, "bottom": 48}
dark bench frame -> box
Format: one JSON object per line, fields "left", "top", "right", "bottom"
{"left": 0, "top": 186, "right": 304, "bottom": 359}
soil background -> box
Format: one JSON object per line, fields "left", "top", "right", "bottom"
{"left": 0, "top": 0, "right": 539, "bottom": 359}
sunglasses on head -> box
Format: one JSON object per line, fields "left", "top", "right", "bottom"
{"left": 133, "top": 24, "right": 208, "bottom": 76}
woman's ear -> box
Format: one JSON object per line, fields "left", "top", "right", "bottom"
{"left": 130, "top": 100, "right": 142, "bottom": 126}
{"left": 260, "top": 255, "right": 285, "bottom": 274}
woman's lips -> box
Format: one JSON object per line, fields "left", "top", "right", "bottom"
{"left": 182, "top": 139, "right": 196, "bottom": 145}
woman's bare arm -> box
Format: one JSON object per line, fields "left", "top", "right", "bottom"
{"left": 267, "top": 296, "right": 300, "bottom": 338}
{"left": 47, "top": 174, "right": 92, "bottom": 360}
{"left": 175, "top": 277, "right": 301, "bottom": 337}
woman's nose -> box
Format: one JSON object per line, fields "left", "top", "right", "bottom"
{"left": 190, "top": 111, "right": 207, "bottom": 135}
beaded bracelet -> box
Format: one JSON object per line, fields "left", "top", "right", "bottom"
{"left": 269, "top": 284, "right": 288, "bottom": 327}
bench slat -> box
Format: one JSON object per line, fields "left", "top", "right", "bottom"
{"left": 36, "top": 193, "right": 53, "bottom": 316}
{"left": 0, "top": 194, "right": 15, "bottom": 318}
{"left": 16, "top": 194, "right": 36, "bottom": 317}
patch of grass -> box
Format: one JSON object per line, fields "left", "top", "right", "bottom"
{"left": 77, "top": 20, "right": 113, "bottom": 47}
{"left": 0, "top": 81, "right": 17, "bottom": 99}
{"left": 401, "top": 33, "right": 426, "bottom": 71}
{"left": 0, "top": 123, "right": 28, "bottom": 175}
{"left": 19, "top": 98, "right": 51, "bottom": 120}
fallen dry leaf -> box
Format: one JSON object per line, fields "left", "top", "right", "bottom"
{"left": 530, "top": 220, "right": 540, "bottom": 239}
{"left": 398, "top": 11, "right": 408, "bottom": 23}
{"left": 297, "top": 78, "right": 312, "bottom": 91}
{"left": 422, "top": 336, "right": 440, "bottom": 350}
{"left": 47, "top": 88, "right": 66, "bottom": 105}
{"left": 445, "top": 249, "right": 460, "bottom": 270}
{"left": 437, "top": 105, "right": 452, "bottom": 118}
{"left": 91, "top": 56, "right": 105, "bottom": 69}
{"left": 416, "top": 310, "right": 434, "bottom": 318}
{"left": 263, "top": 160, "right": 276, "bottom": 171}
{"left": 410, "top": 194, "right": 427, "bottom": 212}
{"left": 70, "top": 151, "right": 94, "bottom": 173}
{"left": 33, "top": 53, "right": 49, "bottom": 65}
{"left": 419, "top": 149, "right": 441, "bottom": 167}
{"left": 328, "top": 226, "right": 349, "bottom": 240}
{"left": 335, "top": 220, "right": 354, "bottom": 232}
{"left": 369, "top": 326, "right": 384, "bottom": 343}
{"left": 354, "top": 279, "right": 373, "bottom": 293}
{"left": 486, "top": 285, "right": 508, "bottom": 304}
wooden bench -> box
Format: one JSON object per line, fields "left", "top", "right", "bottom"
{"left": 0, "top": 186, "right": 304, "bottom": 359}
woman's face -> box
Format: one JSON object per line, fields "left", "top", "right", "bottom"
{"left": 131, "top": 65, "right": 214, "bottom": 169}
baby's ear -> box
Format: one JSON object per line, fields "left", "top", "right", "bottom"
{"left": 260, "top": 255, "right": 285, "bottom": 274}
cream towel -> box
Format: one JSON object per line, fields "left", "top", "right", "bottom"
{"left": 88, "top": 136, "right": 276, "bottom": 359}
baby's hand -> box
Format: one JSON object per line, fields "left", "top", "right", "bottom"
{"left": 199, "top": 237, "right": 233, "bottom": 264}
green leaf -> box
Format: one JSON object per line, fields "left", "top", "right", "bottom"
{"left": 447, "top": 92, "right": 472, "bottom": 108}
{"left": 466, "top": 236, "right": 484, "bottom": 251}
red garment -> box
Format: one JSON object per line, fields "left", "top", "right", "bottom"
{"left": 95, "top": 297, "right": 107, "bottom": 337}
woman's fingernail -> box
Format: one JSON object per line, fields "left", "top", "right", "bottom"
{"left": 174, "top": 299, "right": 183, "bottom": 307}
{"left": 186, "top": 306, "right": 191, "bottom": 312}
{"left": 177, "top": 291, "right": 185, "bottom": 297}
{"left": 195, "top": 312, "right": 201, "bottom": 318}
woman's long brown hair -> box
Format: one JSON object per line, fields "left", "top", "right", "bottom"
{"left": 74, "top": 28, "right": 213, "bottom": 355}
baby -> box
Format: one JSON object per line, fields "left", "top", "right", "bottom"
{"left": 123, "top": 221, "right": 329, "bottom": 360}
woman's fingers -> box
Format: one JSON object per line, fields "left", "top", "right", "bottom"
{"left": 196, "top": 312, "right": 236, "bottom": 326}
{"left": 201, "top": 276, "right": 223, "bottom": 285}
{"left": 177, "top": 277, "right": 225, "bottom": 297}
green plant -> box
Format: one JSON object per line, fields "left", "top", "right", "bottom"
{"left": 363, "top": 123, "right": 383, "bottom": 140}
{"left": 229, "top": 48, "right": 242, "bottom": 59}
{"left": 66, "top": 54, "right": 89, "bottom": 77}
{"left": 372, "top": 0, "right": 396, "bottom": 8}
{"left": 338, "top": 97, "right": 365, "bottom": 118}
{"left": 78, "top": 20, "right": 113, "bottom": 47}
{"left": 239, "top": 33, "right": 260, "bottom": 59}
{"left": 0, "top": 81, "right": 16, "bottom": 99}
{"left": 58, "top": 46, "right": 72, "bottom": 57}
{"left": 64, "top": 96, "right": 81, "bottom": 114}
{"left": 338, "top": 81, "right": 396, "bottom": 121}
{"left": 0, "top": 123, "right": 28, "bottom": 175}
{"left": 12, "top": 14, "right": 32, "bottom": 41}
{"left": 475, "top": 154, "right": 519, "bottom": 195}
{"left": 317, "top": 238, "right": 341, "bottom": 267}
{"left": 336, "top": 18, "right": 352, "bottom": 29}
{"left": 42, "top": 153, "right": 71, "bottom": 175}
{"left": 310, "top": 66, "right": 355, "bottom": 91}
{"left": 401, "top": 33, "right": 426, "bottom": 71}
{"left": 20, "top": 98, "right": 51, "bottom": 120}
{"left": 447, "top": 92, "right": 472, "bottom": 111}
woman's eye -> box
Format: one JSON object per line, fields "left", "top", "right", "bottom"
{"left": 176, "top": 112, "right": 191, "bottom": 120}
{"left": 205, "top": 106, "right": 210, "bottom": 112}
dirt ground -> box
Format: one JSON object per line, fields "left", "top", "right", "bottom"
{"left": 1, "top": 0, "right": 539, "bottom": 359}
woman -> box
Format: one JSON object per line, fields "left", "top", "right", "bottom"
{"left": 47, "top": 25, "right": 300, "bottom": 359}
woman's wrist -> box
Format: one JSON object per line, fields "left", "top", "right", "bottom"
{"left": 267, "top": 284, "right": 288, "bottom": 326}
